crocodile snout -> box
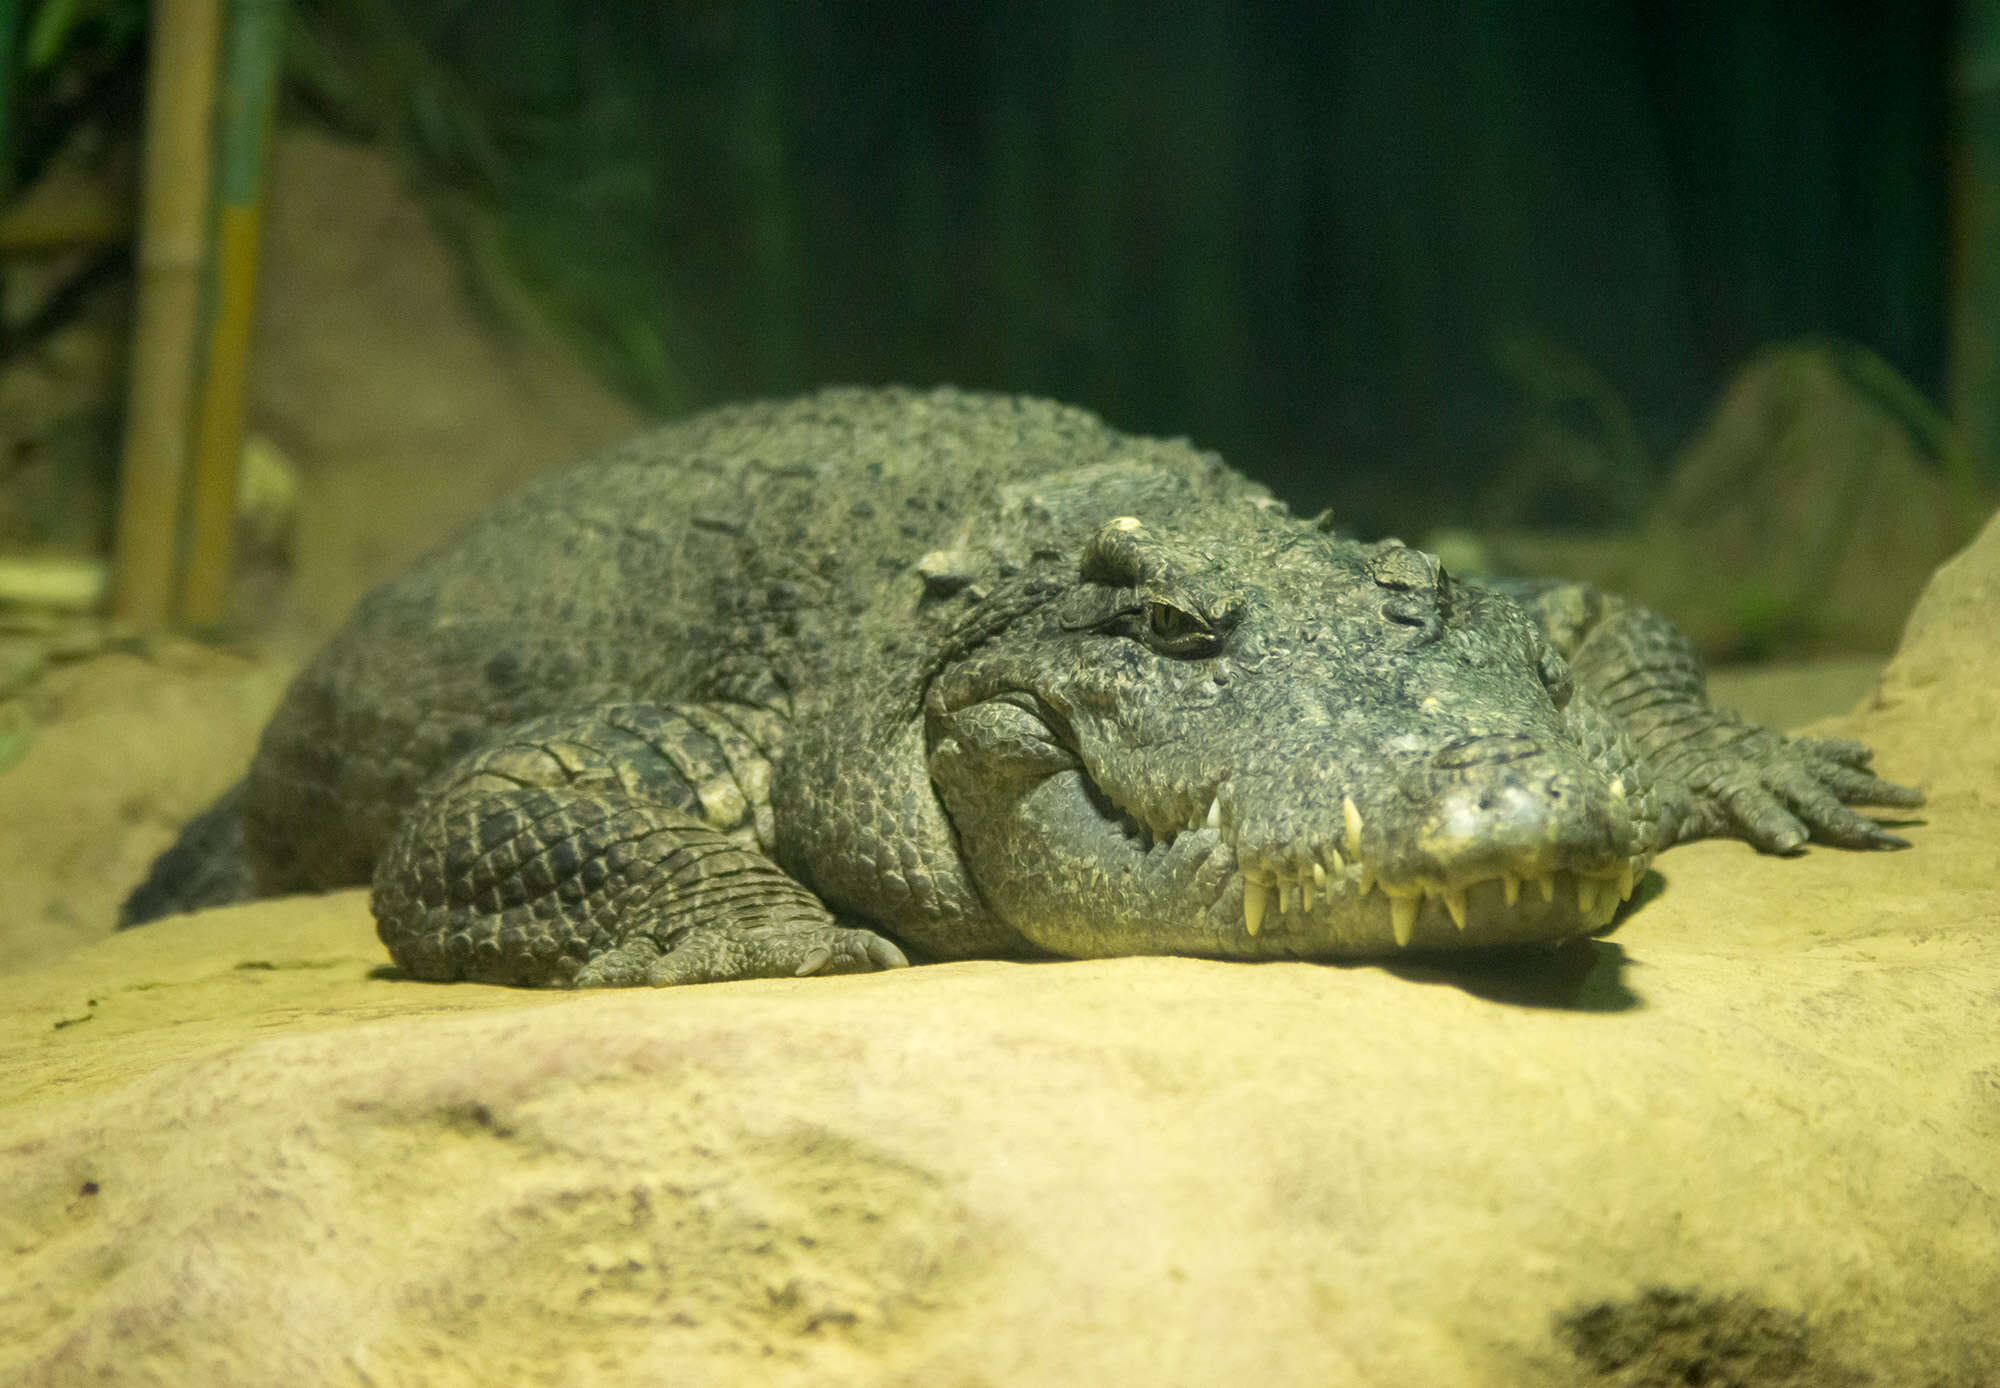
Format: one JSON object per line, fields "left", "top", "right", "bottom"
{"left": 1415, "top": 764, "right": 1633, "bottom": 882}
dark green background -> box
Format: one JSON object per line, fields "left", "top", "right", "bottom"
{"left": 292, "top": 0, "right": 1954, "bottom": 534}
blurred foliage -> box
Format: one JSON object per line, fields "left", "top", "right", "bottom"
{"left": 0, "top": 0, "right": 141, "bottom": 559}
{"left": 280, "top": 1, "right": 1956, "bottom": 534}
{"left": 5, "top": 0, "right": 144, "bottom": 197}
{"left": 286, "top": 0, "right": 706, "bottom": 411}
{"left": 23, "top": 0, "right": 143, "bottom": 74}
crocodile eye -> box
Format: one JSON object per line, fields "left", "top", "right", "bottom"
{"left": 1143, "top": 599, "right": 1222, "bottom": 657}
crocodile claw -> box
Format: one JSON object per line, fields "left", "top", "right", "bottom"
{"left": 1701, "top": 726, "right": 1922, "bottom": 853}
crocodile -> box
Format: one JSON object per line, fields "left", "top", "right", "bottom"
{"left": 121, "top": 386, "right": 1922, "bottom": 985}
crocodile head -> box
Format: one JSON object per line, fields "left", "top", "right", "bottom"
{"left": 925, "top": 508, "right": 1660, "bottom": 958}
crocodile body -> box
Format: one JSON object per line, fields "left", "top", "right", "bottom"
{"left": 123, "top": 387, "right": 1920, "bottom": 985}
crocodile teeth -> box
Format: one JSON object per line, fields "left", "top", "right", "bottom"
{"left": 1342, "top": 796, "right": 1364, "bottom": 861}
{"left": 1609, "top": 775, "right": 1626, "bottom": 799}
{"left": 1576, "top": 876, "right": 1599, "bottom": 920}
{"left": 1578, "top": 875, "right": 1626, "bottom": 925}
{"left": 1225, "top": 854, "right": 1644, "bottom": 947}
{"left": 1322, "top": 846, "right": 1344, "bottom": 874}
{"left": 1388, "top": 892, "right": 1420, "bottom": 947}
{"left": 1205, "top": 797, "right": 1221, "bottom": 830}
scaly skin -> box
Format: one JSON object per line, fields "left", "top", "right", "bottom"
{"left": 121, "top": 387, "right": 1922, "bottom": 984}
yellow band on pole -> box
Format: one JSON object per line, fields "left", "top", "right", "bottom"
{"left": 179, "top": 0, "right": 289, "bottom": 629}
{"left": 181, "top": 201, "right": 265, "bottom": 627}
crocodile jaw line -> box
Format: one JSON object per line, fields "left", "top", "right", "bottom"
{"left": 1165, "top": 788, "right": 1647, "bottom": 952}
{"left": 932, "top": 696, "right": 1648, "bottom": 957}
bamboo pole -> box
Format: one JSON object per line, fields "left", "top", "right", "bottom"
{"left": 110, "top": 0, "right": 224, "bottom": 629}
{"left": 180, "top": 0, "right": 286, "bottom": 628}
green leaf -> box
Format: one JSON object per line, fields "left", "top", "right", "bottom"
{"left": 25, "top": 0, "right": 93, "bottom": 74}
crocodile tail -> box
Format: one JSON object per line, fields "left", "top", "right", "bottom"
{"left": 119, "top": 781, "right": 258, "bottom": 927}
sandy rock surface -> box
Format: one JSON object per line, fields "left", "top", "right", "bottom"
{"left": 0, "top": 644, "right": 290, "bottom": 974}
{"left": 4, "top": 515, "right": 1996, "bottom": 1386}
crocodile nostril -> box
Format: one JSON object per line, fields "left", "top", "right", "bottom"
{"left": 1419, "top": 771, "right": 1625, "bottom": 875}
{"left": 1422, "top": 779, "right": 1563, "bottom": 865}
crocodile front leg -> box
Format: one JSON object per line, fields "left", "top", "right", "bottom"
{"left": 372, "top": 703, "right": 910, "bottom": 987}
{"left": 1486, "top": 578, "right": 1924, "bottom": 851}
